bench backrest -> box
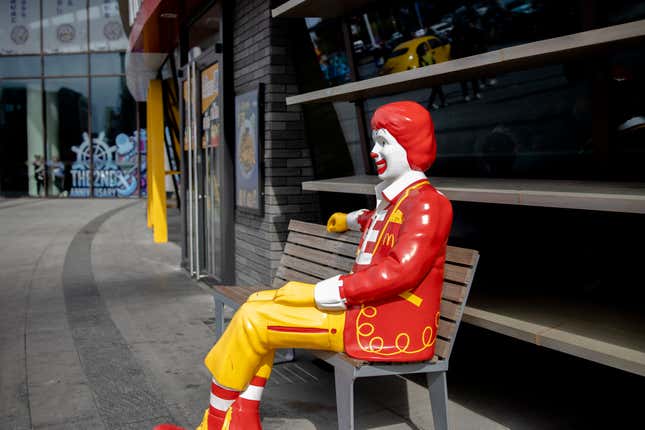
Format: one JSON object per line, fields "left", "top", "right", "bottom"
{"left": 273, "top": 220, "right": 479, "bottom": 362}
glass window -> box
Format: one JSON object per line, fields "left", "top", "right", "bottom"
{"left": 0, "top": 79, "right": 43, "bottom": 197}
{"left": 44, "top": 54, "right": 88, "bottom": 76}
{"left": 0, "top": 0, "right": 41, "bottom": 55}
{"left": 42, "top": 0, "right": 88, "bottom": 53}
{"left": 0, "top": 56, "right": 41, "bottom": 78}
{"left": 89, "top": 0, "right": 128, "bottom": 51}
{"left": 44, "top": 78, "right": 89, "bottom": 197}
{"left": 189, "top": 4, "right": 221, "bottom": 53}
{"left": 307, "top": 18, "right": 352, "bottom": 86}
{"left": 90, "top": 52, "right": 124, "bottom": 75}
{"left": 90, "top": 77, "right": 138, "bottom": 197}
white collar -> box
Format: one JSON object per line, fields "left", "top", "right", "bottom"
{"left": 374, "top": 170, "right": 428, "bottom": 209}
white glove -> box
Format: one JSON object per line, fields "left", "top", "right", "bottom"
{"left": 314, "top": 275, "right": 347, "bottom": 311}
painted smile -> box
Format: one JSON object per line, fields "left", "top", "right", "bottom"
{"left": 375, "top": 158, "right": 387, "bottom": 175}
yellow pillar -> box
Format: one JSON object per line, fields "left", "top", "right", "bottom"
{"left": 146, "top": 103, "right": 153, "bottom": 229}
{"left": 147, "top": 79, "right": 168, "bottom": 243}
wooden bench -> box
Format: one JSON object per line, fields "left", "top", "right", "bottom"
{"left": 212, "top": 219, "right": 479, "bottom": 430}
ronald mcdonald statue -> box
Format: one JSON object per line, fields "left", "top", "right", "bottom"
{"left": 155, "top": 101, "right": 453, "bottom": 430}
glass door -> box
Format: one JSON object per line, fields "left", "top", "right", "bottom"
{"left": 199, "top": 59, "right": 223, "bottom": 280}
{"left": 183, "top": 58, "right": 203, "bottom": 278}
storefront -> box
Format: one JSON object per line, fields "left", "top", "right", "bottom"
{"left": 127, "top": 0, "right": 322, "bottom": 284}
{"left": 0, "top": 0, "right": 142, "bottom": 198}
{"left": 126, "top": 0, "right": 645, "bottom": 378}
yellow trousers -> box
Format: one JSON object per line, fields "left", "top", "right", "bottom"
{"left": 204, "top": 290, "right": 346, "bottom": 390}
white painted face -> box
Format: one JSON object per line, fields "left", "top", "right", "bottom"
{"left": 371, "top": 128, "right": 412, "bottom": 181}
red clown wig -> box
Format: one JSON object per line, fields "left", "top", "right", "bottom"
{"left": 370, "top": 101, "right": 436, "bottom": 172}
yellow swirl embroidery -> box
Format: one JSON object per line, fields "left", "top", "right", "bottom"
{"left": 355, "top": 305, "right": 436, "bottom": 356}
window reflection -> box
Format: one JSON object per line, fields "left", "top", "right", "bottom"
{"left": 90, "top": 53, "right": 124, "bottom": 75}
{"left": 0, "top": 79, "right": 43, "bottom": 197}
{"left": 90, "top": 77, "right": 138, "bottom": 198}
{"left": 304, "top": 0, "right": 645, "bottom": 182}
{"left": 44, "top": 54, "right": 88, "bottom": 76}
{"left": 44, "top": 78, "right": 89, "bottom": 197}
{"left": 0, "top": 56, "right": 41, "bottom": 78}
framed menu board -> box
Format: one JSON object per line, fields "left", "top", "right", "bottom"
{"left": 234, "top": 84, "right": 263, "bottom": 215}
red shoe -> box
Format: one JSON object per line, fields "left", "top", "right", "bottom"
{"left": 153, "top": 425, "right": 185, "bottom": 430}
{"left": 226, "top": 398, "right": 262, "bottom": 430}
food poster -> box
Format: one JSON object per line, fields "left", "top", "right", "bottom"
{"left": 201, "top": 63, "right": 220, "bottom": 149}
{"left": 1, "top": 0, "right": 41, "bottom": 55}
{"left": 235, "top": 86, "right": 262, "bottom": 213}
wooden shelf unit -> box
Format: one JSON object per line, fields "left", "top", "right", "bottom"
{"left": 302, "top": 175, "right": 645, "bottom": 214}
{"left": 272, "top": 0, "right": 373, "bottom": 18}
{"left": 284, "top": 19, "right": 645, "bottom": 106}
{"left": 276, "top": 0, "right": 645, "bottom": 376}
{"left": 463, "top": 297, "right": 645, "bottom": 377}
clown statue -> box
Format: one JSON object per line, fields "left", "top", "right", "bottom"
{"left": 155, "top": 101, "right": 453, "bottom": 430}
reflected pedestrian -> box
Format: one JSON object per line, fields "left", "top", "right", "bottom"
{"left": 49, "top": 156, "right": 66, "bottom": 196}
{"left": 452, "top": 5, "right": 482, "bottom": 102}
{"left": 32, "top": 155, "right": 45, "bottom": 196}
{"left": 418, "top": 42, "right": 447, "bottom": 110}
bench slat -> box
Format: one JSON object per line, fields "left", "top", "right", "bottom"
{"left": 284, "top": 243, "right": 356, "bottom": 271}
{"left": 435, "top": 338, "right": 450, "bottom": 360}
{"left": 444, "top": 263, "right": 473, "bottom": 285}
{"left": 213, "top": 285, "right": 265, "bottom": 305}
{"left": 281, "top": 254, "right": 346, "bottom": 280}
{"left": 442, "top": 282, "right": 467, "bottom": 304}
{"left": 446, "top": 246, "right": 478, "bottom": 267}
{"left": 289, "top": 219, "right": 361, "bottom": 245}
{"left": 438, "top": 318, "right": 457, "bottom": 340}
{"left": 440, "top": 299, "right": 461, "bottom": 322}
{"left": 275, "top": 266, "right": 323, "bottom": 285}
{"left": 287, "top": 231, "right": 358, "bottom": 258}
{"left": 289, "top": 220, "right": 477, "bottom": 268}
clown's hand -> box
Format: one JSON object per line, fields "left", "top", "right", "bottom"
{"left": 274, "top": 281, "right": 315, "bottom": 306}
{"left": 327, "top": 212, "right": 348, "bottom": 233}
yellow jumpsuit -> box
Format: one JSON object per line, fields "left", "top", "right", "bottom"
{"left": 203, "top": 286, "right": 346, "bottom": 391}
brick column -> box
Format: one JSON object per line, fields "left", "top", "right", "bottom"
{"left": 232, "top": 0, "right": 319, "bottom": 285}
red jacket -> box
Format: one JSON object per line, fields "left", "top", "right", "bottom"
{"left": 341, "top": 179, "right": 453, "bottom": 362}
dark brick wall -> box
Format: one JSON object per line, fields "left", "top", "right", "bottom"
{"left": 232, "top": 0, "right": 319, "bottom": 285}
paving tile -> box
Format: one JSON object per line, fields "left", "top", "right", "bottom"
{"left": 32, "top": 415, "right": 106, "bottom": 430}
{"left": 29, "top": 381, "right": 99, "bottom": 429}
{"left": 27, "top": 349, "right": 87, "bottom": 388}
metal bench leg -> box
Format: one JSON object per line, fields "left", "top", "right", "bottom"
{"left": 273, "top": 348, "right": 295, "bottom": 364}
{"left": 214, "top": 296, "right": 224, "bottom": 340}
{"left": 427, "top": 372, "right": 448, "bottom": 430}
{"left": 334, "top": 365, "right": 356, "bottom": 430}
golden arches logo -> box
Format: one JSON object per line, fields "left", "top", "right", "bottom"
{"left": 383, "top": 233, "right": 396, "bottom": 248}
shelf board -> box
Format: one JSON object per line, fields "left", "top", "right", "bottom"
{"left": 286, "top": 19, "right": 645, "bottom": 105}
{"left": 272, "top": 0, "right": 373, "bottom": 18}
{"left": 301, "top": 175, "right": 645, "bottom": 213}
{"left": 462, "top": 296, "right": 645, "bottom": 377}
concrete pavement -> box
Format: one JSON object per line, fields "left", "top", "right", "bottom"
{"left": 1, "top": 199, "right": 642, "bottom": 429}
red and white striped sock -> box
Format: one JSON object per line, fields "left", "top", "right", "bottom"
{"left": 229, "top": 376, "right": 267, "bottom": 429}
{"left": 208, "top": 378, "right": 240, "bottom": 428}
{"left": 240, "top": 375, "right": 266, "bottom": 404}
